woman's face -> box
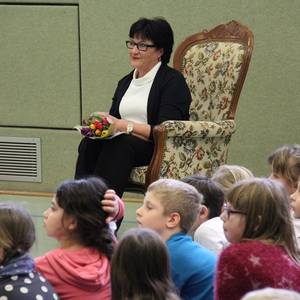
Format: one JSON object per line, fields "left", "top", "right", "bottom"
{"left": 128, "top": 36, "right": 163, "bottom": 77}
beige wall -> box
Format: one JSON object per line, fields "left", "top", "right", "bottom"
{"left": 0, "top": 0, "right": 299, "bottom": 192}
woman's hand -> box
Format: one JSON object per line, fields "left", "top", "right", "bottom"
{"left": 90, "top": 112, "right": 127, "bottom": 133}
{"left": 90, "top": 111, "right": 108, "bottom": 118}
{"left": 91, "top": 112, "right": 150, "bottom": 140}
{"left": 106, "top": 115, "right": 128, "bottom": 133}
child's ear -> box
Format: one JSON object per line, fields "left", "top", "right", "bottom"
{"left": 200, "top": 205, "right": 209, "bottom": 219}
{"left": 166, "top": 212, "right": 181, "bottom": 229}
{"left": 66, "top": 216, "right": 78, "bottom": 231}
{"left": 193, "top": 205, "right": 209, "bottom": 228}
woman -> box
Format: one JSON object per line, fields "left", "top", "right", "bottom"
{"left": 75, "top": 17, "right": 191, "bottom": 197}
{"left": 215, "top": 178, "right": 300, "bottom": 300}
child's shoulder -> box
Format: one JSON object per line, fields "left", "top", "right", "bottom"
{"left": 221, "top": 240, "right": 281, "bottom": 259}
{"left": 167, "top": 232, "right": 216, "bottom": 260}
{"left": 0, "top": 269, "right": 58, "bottom": 300}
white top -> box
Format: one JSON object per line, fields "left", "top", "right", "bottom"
{"left": 194, "top": 216, "right": 229, "bottom": 255}
{"left": 119, "top": 62, "right": 161, "bottom": 123}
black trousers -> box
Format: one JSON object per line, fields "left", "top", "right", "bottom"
{"left": 75, "top": 134, "right": 154, "bottom": 197}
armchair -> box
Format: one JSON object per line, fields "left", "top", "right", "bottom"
{"left": 127, "top": 20, "right": 254, "bottom": 193}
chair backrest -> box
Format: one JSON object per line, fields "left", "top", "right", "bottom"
{"left": 173, "top": 20, "right": 254, "bottom": 122}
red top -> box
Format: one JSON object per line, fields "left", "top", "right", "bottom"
{"left": 215, "top": 240, "right": 300, "bottom": 300}
{"left": 35, "top": 247, "right": 111, "bottom": 300}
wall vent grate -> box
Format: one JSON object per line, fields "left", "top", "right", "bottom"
{"left": 0, "top": 137, "right": 41, "bottom": 182}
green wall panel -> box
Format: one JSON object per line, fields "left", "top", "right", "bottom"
{"left": 0, "top": 3, "right": 81, "bottom": 128}
{"left": 0, "top": 0, "right": 299, "bottom": 191}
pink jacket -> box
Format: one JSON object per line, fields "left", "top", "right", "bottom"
{"left": 35, "top": 247, "right": 111, "bottom": 300}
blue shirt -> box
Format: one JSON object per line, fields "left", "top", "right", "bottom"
{"left": 166, "top": 232, "right": 216, "bottom": 300}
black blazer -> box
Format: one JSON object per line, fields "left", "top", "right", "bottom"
{"left": 109, "top": 64, "right": 192, "bottom": 139}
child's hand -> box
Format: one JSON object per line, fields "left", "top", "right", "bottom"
{"left": 102, "top": 189, "right": 121, "bottom": 223}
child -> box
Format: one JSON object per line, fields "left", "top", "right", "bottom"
{"left": 35, "top": 177, "right": 116, "bottom": 300}
{"left": 136, "top": 178, "right": 216, "bottom": 300}
{"left": 268, "top": 144, "right": 300, "bottom": 195}
{"left": 268, "top": 144, "right": 300, "bottom": 248}
{"left": 111, "top": 227, "right": 180, "bottom": 300}
{"left": 211, "top": 164, "right": 254, "bottom": 194}
{"left": 241, "top": 288, "right": 300, "bottom": 300}
{"left": 181, "top": 174, "right": 227, "bottom": 254}
{"left": 0, "top": 203, "right": 58, "bottom": 300}
{"left": 215, "top": 178, "right": 300, "bottom": 300}
{"left": 291, "top": 180, "right": 300, "bottom": 248}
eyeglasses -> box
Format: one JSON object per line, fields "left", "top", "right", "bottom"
{"left": 126, "top": 40, "right": 156, "bottom": 51}
{"left": 222, "top": 203, "right": 247, "bottom": 220}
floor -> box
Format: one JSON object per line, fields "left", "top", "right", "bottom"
{"left": 0, "top": 192, "right": 143, "bottom": 257}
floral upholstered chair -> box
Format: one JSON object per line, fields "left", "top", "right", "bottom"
{"left": 127, "top": 20, "right": 254, "bottom": 192}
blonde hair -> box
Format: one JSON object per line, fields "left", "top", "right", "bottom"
{"left": 147, "top": 179, "right": 203, "bottom": 233}
{"left": 211, "top": 164, "right": 254, "bottom": 194}
{"left": 241, "top": 287, "right": 300, "bottom": 300}
{"left": 227, "top": 178, "right": 300, "bottom": 264}
{"left": 268, "top": 144, "right": 300, "bottom": 189}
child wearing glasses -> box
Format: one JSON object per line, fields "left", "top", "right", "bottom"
{"left": 215, "top": 178, "right": 300, "bottom": 300}
{"left": 136, "top": 178, "right": 216, "bottom": 300}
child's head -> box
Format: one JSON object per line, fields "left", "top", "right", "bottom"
{"left": 44, "top": 177, "right": 114, "bottom": 259}
{"left": 0, "top": 203, "right": 35, "bottom": 264}
{"left": 241, "top": 287, "right": 300, "bottom": 300}
{"left": 222, "top": 178, "right": 298, "bottom": 254}
{"left": 268, "top": 144, "right": 300, "bottom": 194}
{"left": 136, "top": 179, "right": 202, "bottom": 238}
{"left": 181, "top": 174, "right": 224, "bottom": 219}
{"left": 211, "top": 164, "right": 254, "bottom": 194}
{"left": 111, "top": 228, "right": 178, "bottom": 300}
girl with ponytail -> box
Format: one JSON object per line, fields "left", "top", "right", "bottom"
{"left": 35, "top": 177, "right": 118, "bottom": 300}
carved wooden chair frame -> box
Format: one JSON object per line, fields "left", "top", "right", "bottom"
{"left": 127, "top": 20, "right": 254, "bottom": 193}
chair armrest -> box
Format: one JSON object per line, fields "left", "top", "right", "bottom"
{"left": 159, "top": 119, "right": 236, "bottom": 138}
{"left": 145, "top": 119, "right": 236, "bottom": 187}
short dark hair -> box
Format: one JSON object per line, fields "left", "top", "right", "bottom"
{"left": 129, "top": 17, "right": 174, "bottom": 64}
{"left": 56, "top": 177, "right": 114, "bottom": 259}
{"left": 0, "top": 203, "right": 35, "bottom": 264}
{"left": 181, "top": 174, "right": 224, "bottom": 218}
